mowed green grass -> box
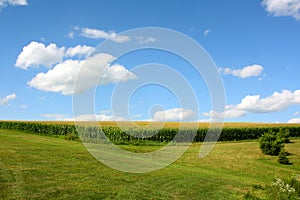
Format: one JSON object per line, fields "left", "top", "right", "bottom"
{"left": 1, "top": 130, "right": 300, "bottom": 199}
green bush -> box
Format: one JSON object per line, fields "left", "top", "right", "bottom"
{"left": 278, "top": 149, "right": 290, "bottom": 165}
{"left": 259, "top": 131, "right": 283, "bottom": 156}
{"left": 277, "top": 128, "right": 290, "bottom": 143}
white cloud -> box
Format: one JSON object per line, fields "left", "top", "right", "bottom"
{"left": 68, "top": 32, "right": 75, "bottom": 39}
{"left": 75, "top": 114, "right": 126, "bottom": 121}
{"left": 203, "top": 105, "right": 247, "bottom": 119}
{"left": 293, "top": 111, "right": 300, "bottom": 116}
{"left": 80, "top": 27, "right": 130, "bottom": 43}
{"left": 15, "top": 42, "right": 96, "bottom": 69}
{"left": 237, "top": 89, "right": 300, "bottom": 113}
{"left": 2, "top": 0, "right": 27, "bottom": 5}
{"left": 65, "top": 45, "right": 94, "bottom": 57}
{"left": 0, "top": 0, "right": 27, "bottom": 10}
{"left": 28, "top": 53, "right": 136, "bottom": 95}
{"left": 132, "top": 114, "right": 142, "bottom": 118}
{"left": 73, "top": 26, "right": 80, "bottom": 31}
{"left": 203, "top": 29, "right": 211, "bottom": 36}
{"left": 197, "top": 118, "right": 211, "bottom": 122}
{"left": 42, "top": 114, "right": 67, "bottom": 119}
{"left": 151, "top": 108, "right": 197, "bottom": 121}
{"left": 220, "top": 64, "right": 264, "bottom": 78}
{"left": 262, "top": 0, "right": 300, "bottom": 20}
{"left": 204, "top": 89, "right": 300, "bottom": 119}
{"left": 20, "top": 104, "right": 27, "bottom": 109}
{"left": 135, "top": 36, "right": 156, "bottom": 44}
{"left": 55, "top": 114, "right": 126, "bottom": 121}
{"left": 288, "top": 118, "right": 300, "bottom": 123}
{"left": 15, "top": 41, "right": 65, "bottom": 69}
{"left": 0, "top": 93, "right": 16, "bottom": 105}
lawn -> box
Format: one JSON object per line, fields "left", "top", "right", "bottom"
{"left": 1, "top": 129, "right": 299, "bottom": 199}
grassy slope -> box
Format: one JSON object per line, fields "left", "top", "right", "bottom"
{"left": 1, "top": 130, "right": 299, "bottom": 199}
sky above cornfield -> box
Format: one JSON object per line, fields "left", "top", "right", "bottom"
{"left": 1, "top": 0, "right": 300, "bottom": 123}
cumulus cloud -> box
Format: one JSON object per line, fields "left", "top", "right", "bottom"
{"left": 204, "top": 89, "right": 300, "bottom": 119}
{"left": 237, "top": 89, "right": 300, "bottom": 113}
{"left": 262, "top": 0, "right": 300, "bottom": 20}
{"left": 28, "top": 53, "right": 136, "bottom": 95}
{"left": 15, "top": 41, "right": 65, "bottom": 69}
{"left": 65, "top": 45, "right": 94, "bottom": 57}
{"left": 220, "top": 64, "right": 264, "bottom": 78}
{"left": 151, "top": 108, "right": 197, "bottom": 121}
{"left": 80, "top": 27, "right": 130, "bottom": 43}
{"left": 74, "top": 114, "right": 126, "bottom": 121}
{"left": 288, "top": 118, "right": 300, "bottom": 123}
{"left": 42, "top": 114, "right": 67, "bottom": 119}
{"left": 135, "top": 36, "right": 156, "bottom": 44}
{"left": 50, "top": 114, "right": 126, "bottom": 121}
{"left": 0, "top": 0, "right": 27, "bottom": 10}
{"left": 15, "top": 42, "right": 96, "bottom": 69}
{"left": 0, "top": 93, "right": 16, "bottom": 105}
{"left": 1, "top": 0, "right": 27, "bottom": 5}
{"left": 203, "top": 105, "right": 247, "bottom": 119}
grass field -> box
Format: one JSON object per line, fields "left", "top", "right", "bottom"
{"left": 1, "top": 129, "right": 300, "bottom": 199}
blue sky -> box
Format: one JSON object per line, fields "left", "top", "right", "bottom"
{"left": 0, "top": 0, "right": 300, "bottom": 123}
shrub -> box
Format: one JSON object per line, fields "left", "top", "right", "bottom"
{"left": 277, "top": 128, "right": 290, "bottom": 143}
{"left": 267, "top": 177, "right": 296, "bottom": 200}
{"left": 259, "top": 131, "right": 283, "bottom": 156}
{"left": 246, "top": 176, "right": 299, "bottom": 199}
{"left": 278, "top": 149, "right": 290, "bottom": 165}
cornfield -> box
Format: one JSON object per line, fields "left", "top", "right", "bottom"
{"left": 1, "top": 121, "right": 300, "bottom": 143}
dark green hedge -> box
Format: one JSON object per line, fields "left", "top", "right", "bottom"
{"left": 0, "top": 121, "right": 77, "bottom": 136}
